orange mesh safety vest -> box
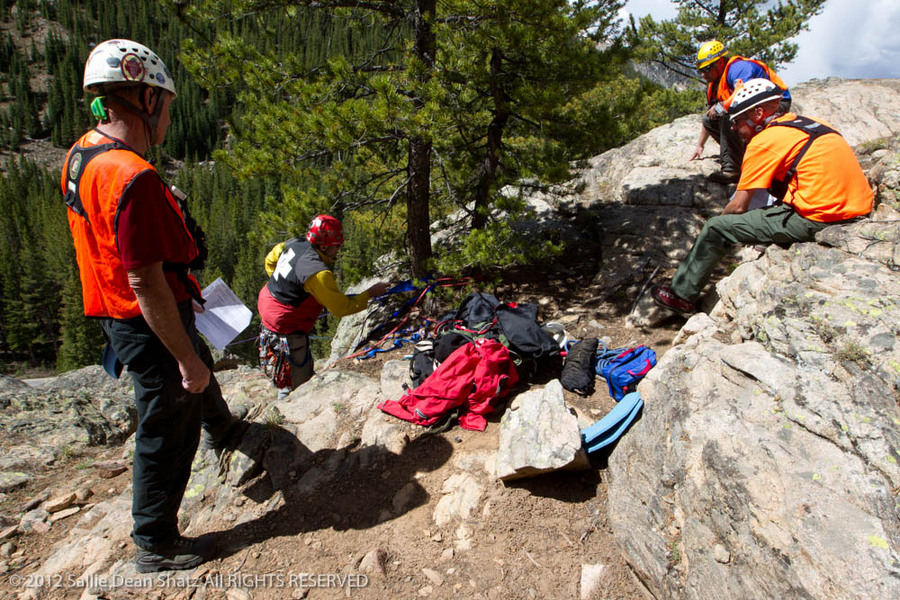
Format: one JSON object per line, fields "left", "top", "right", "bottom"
{"left": 707, "top": 56, "right": 788, "bottom": 105}
{"left": 62, "top": 130, "right": 199, "bottom": 319}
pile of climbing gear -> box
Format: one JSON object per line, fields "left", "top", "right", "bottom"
{"left": 595, "top": 342, "right": 657, "bottom": 401}
{"left": 581, "top": 392, "right": 645, "bottom": 453}
{"left": 550, "top": 336, "right": 657, "bottom": 453}
{"left": 352, "top": 326, "right": 429, "bottom": 361}
{"left": 345, "top": 275, "right": 477, "bottom": 362}
{"left": 409, "top": 292, "right": 562, "bottom": 384}
{"left": 560, "top": 338, "right": 599, "bottom": 396}
{"left": 378, "top": 292, "right": 562, "bottom": 432}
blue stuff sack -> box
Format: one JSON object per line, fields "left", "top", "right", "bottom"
{"left": 596, "top": 343, "right": 657, "bottom": 401}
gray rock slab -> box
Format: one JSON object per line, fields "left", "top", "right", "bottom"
{"left": 380, "top": 359, "right": 411, "bottom": 400}
{"left": 433, "top": 473, "right": 483, "bottom": 527}
{"left": 0, "top": 472, "right": 31, "bottom": 493}
{"left": 495, "top": 380, "right": 589, "bottom": 481}
{"left": 360, "top": 406, "right": 409, "bottom": 455}
{"left": 274, "top": 369, "right": 380, "bottom": 451}
{"left": 0, "top": 446, "right": 56, "bottom": 472}
{"left": 608, "top": 223, "right": 900, "bottom": 599}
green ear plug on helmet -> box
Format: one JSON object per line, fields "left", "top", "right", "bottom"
{"left": 90, "top": 97, "right": 108, "bottom": 121}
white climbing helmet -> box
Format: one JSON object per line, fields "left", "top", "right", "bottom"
{"left": 727, "top": 78, "right": 781, "bottom": 121}
{"left": 83, "top": 39, "right": 177, "bottom": 97}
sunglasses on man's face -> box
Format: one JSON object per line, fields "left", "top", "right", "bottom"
{"left": 699, "top": 64, "right": 715, "bottom": 74}
{"left": 730, "top": 115, "right": 754, "bottom": 131}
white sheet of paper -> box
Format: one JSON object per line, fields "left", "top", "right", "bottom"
{"left": 194, "top": 277, "right": 253, "bottom": 351}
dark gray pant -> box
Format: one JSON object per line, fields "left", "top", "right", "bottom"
{"left": 278, "top": 331, "right": 313, "bottom": 399}
{"left": 702, "top": 112, "right": 744, "bottom": 173}
{"left": 102, "top": 302, "right": 231, "bottom": 550}
{"left": 671, "top": 205, "right": 828, "bottom": 302}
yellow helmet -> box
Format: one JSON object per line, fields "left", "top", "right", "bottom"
{"left": 697, "top": 40, "right": 728, "bottom": 70}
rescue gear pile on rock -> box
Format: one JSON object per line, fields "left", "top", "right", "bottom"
{"left": 376, "top": 291, "right": 657, "bottom": 443}
{"left": 377, "top": 292, "right": 561, "bottom": 431}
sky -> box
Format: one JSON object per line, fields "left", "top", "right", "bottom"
{"left": 622, "top": 0, "right": 900, "bottom": 86}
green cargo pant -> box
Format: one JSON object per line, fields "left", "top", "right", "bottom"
{"left": 671, "top": 204, "right": 828, "bottom": 302}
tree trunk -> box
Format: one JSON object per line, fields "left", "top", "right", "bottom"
{"left": 472, "top": 48, "right": 509, "bottom": 231}
{"left": 407, "top": 137, "right": 433, "bottom": 277}
{"left": 406, "top": 0, "right": 436, "bottom": 277}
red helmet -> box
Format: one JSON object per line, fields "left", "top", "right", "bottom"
{"left": 306, "top": 214, "right": 344, "bottom": 247}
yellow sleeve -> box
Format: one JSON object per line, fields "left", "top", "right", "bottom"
{"left": 304, "top": 270, "right": 371, "bottom": 317}
{"left": 264, "top": 242, "right": 285, "bottom": 277}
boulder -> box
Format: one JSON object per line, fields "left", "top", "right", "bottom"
{"left": 607, "top": 222, "right": 900, "bottom": 598}
{"left": 495, "top": 380, "right": 589, "bottom": 481}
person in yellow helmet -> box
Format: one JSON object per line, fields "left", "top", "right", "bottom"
{"left": 689, "top": 40, "right": 792, "bottom": 184}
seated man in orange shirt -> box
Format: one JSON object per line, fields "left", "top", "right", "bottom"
{"left": 653, "top": 79, "right": 873, "bottom": 315}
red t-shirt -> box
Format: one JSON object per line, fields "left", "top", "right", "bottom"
{"left": 117, "top": 170, "right": 197, "bottom": 302}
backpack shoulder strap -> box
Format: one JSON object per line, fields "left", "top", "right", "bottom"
{"left": 63, "top": 136, "right": 129, "bottom": 221}
{"left": 767, "top": 116, "right": 841, "bottom": 202}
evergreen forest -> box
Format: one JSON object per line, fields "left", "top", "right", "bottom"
{"left": 0, "top": 0, "right": 820, "bottom": 375}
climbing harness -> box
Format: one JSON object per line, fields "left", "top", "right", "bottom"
{"left": 257, "top": 326, "right": 312, "bottom": 388}
{"left": 258, "top": 326, "right": 291, "bottom": 388}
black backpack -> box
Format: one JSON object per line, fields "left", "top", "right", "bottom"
{"left": 407, "top": 292, "right": 561, "bottom": 388}
{"left": 560, "top": 338, "right": 599, "bottom": 396}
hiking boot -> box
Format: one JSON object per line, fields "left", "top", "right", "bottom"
{"left": 707, "top": 169, "right": 740, "bottom": 184}
{"left": 199, "top": 406, "right": 249, "bottom": 452}
{"left": 650, "top": 285, "right": 696, "bottom": 316}
{"left": 134, "top": 535, "right": 216, "bottom": 573}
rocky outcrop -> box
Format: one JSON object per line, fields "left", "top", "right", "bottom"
{"left": 495, "top": 380, "right": 589, "bottom": 480}
{"left": 602, "top": 80, "right": 900, "bottom": 599}
{"left": 0, "top": 366, "right": 135, "bottom": 498}
{"left": 570, "top": 78, "right": 900, "bottom": 313}
{"left": 607, "top": 216, "right": 900, "bottom": 598}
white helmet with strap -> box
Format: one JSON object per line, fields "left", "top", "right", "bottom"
{"left": 83, "top": 39, "right": 177, "bottom": 97}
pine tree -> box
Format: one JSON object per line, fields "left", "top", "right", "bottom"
{"left": 56, "top": 272, "right": 104, "bottom": 372}
{"left": 436, "top": 1, "right": 628, "bottom": 228}
{"left": 170, "top": 0, "right": 641, "bottom": 276}
{"left": 629, "top": 0, "right": 827, "bottom": 80}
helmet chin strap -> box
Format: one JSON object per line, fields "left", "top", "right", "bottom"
{"left": 105, "top": 87, "right": 165, "bottom": 143}
{"left": 754, "top": 111, "right": 782, "bottom": 133}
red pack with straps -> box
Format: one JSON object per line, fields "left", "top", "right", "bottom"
{"left": 378, "top": 338, "right": 519, "bottom": 431}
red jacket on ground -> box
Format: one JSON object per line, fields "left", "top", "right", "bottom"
{"left": 378, "top": 338, "right": 519, "bottom": 431}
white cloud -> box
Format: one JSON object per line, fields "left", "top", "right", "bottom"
{"left": 623, "top": 0, "right": 900, "bottom": 86}
{"left": 781, "top": 0, "right": 900, "bottom": 84}
{"left": 622, "top": 0, "right": 677, "bottom": 20}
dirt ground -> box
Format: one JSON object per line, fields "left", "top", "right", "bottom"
{"left": 0, "top": 243, "right": 682, "bottom": 600}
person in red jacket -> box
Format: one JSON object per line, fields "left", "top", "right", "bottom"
{"left": 257, "top": 215, "right": 390, "bottom": 398}
{"left": 690, "top": 40, "right": 792, "bottom": 184}
{"left": 63, "top": 39, "right": 238, "bottom": 573}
